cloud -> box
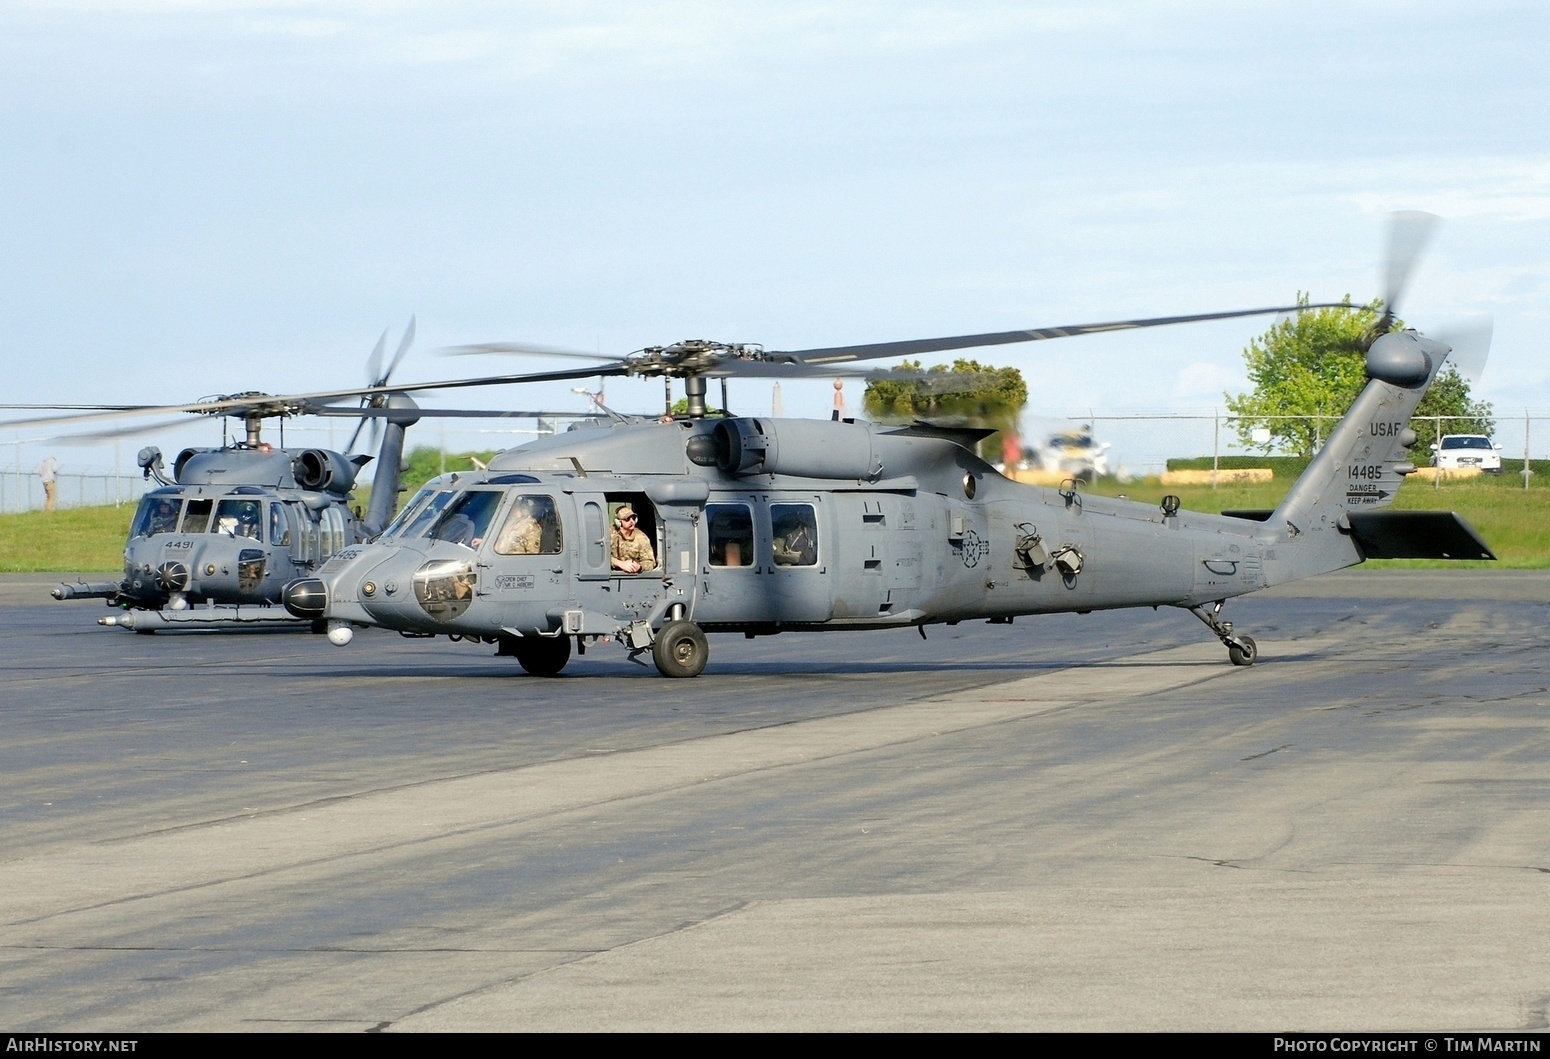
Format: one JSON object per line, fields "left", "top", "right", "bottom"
{"left": 1173, "top": 360, "right": 1242, "bottom": 400}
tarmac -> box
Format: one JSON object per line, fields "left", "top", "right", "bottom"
{"left": 1, "top": 570, "right": 1547, "bottom": 1031}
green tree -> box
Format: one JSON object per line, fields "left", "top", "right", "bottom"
{"left": 862, "top": 359, "right": 1028, "bottom": 461}
{"left": 668, "top": 398, "right": 729, "bottom": 417}
{"left": 400, "top": 446, "right": 497, "bottom": 495}
{"left": 1225, "top": 294, "right": 1492, "bottom": 457}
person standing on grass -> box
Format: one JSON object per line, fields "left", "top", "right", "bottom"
{"left": 34, "top": 456, "right": 59, "bottom": 512}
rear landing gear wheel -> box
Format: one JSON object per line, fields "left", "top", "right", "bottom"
{"left": 512, "top": 635, "right": 571, "bottom": 677}
{"left": 1228, "top": 635, "right": 1258, "bottom": 667}
{"left": 652, "top": 621, "right": 708, "bottom": 678}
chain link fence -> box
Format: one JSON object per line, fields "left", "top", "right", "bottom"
{"left": 1034, "top": 410, "right": 1550, "bottom": 488}
{"left": 0, "top": 473, "right": 149, "bottom": 515}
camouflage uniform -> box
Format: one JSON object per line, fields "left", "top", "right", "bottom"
{"left": 610, "top": 526, "right": 656, "bottom": 572}
{"left": 497, "top": 515, "right": 542, "bottom": 555}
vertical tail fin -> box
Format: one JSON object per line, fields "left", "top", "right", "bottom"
{"left": 363, "top": 395, "right": 420, "bottom": 536}
{"left": 1262, "top": 330, "right": 1452, "bottom": 584}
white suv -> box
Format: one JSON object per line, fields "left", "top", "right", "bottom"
{"left": 1432, "top": 434, "right": 1503, "bottom": 474}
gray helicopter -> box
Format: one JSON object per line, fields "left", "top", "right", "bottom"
{"left": 282, "top": 214, "right": 1491, "bottom": 676}
{"left": 4, "top": 321, "right": 599, "bottom": 631}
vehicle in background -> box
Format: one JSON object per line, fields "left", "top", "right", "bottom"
{"left": 1021, "top": 427, "right": 1111, "bottom": 482}
{"left": 1431, "top": 434, "right": 1502, "bottom": 474}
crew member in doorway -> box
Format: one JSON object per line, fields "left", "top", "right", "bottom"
{"left": 610, "top": 504, "right": 656, "bottom": 573}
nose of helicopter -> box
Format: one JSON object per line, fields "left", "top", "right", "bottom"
{"left": 287, "top": 544, "right": 428, "bottom": 631}
{"left": 155, "top": 561, "right": 191, "bottom": 593}
{"left": 282, "top": 578, "right": 328, "bottom": 618}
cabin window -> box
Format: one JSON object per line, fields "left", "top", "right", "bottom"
{"left": 180, "top": 499, "right": 213, "bottom": 534}
{"left": 213, "top": 499, "right": 264, "bottom": 541}
{"left": 770, "top": 503, "right": 818, "bottom": 567}
{"left": 269, "top": 503, "right": 293, "bottom": 547}
{"left": 583, "top": 502, "right": 606, "bottom": 568}
{"left": 428, "top": 490, "right": 504, "bottom": 549}
{"left": 707, "top": 504, "right": 753, "bottom": 567}
{"left": 316, "top": 506, "right": 344, "bottom": 558}
{"left": 494, "top": 495, "right": 563, "bottom": 555}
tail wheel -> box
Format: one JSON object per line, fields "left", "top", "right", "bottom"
{"left": 1228, "top": 635, "right": 1258, "bottom": 667}
{"left": 513, "top": 635, "right": 572, "bottom": 677}
{"left": 652, "top": 621, "right": 709, "bottom": 678}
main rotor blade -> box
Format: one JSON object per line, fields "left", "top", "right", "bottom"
{"left": 769, "top": 304, "right": 1352, "bottom": 366}
{"left": 0, "top": 364, "right": 632, "bottom": 432}
{"left": 442, "top": 341, "right": 631, "bottom": 365}
{"left": 308, "top": 407, "right": 607, "bottom": 419}
{"left": 1432, "top": 317, "right": 1493, "bottom": 386}
{"left": 382, "top": 315, "right": 416, "bottom": 386}
{"left": 0, "top": 403, "right": 160, "bottom": 411}
{"left": 701, "top": 361, "right": 923, "bottom": 380}
{"left": 704, "top": 362, "right": 1005, "bottom": 391}
{"left": 1382, "top": 211, "right": 1440, "bottom": 320}
{"left": 51, "top": 416, "right": 211, "bottom": 444}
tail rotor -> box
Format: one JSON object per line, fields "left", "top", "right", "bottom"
{"left": 1369, "top": 211, "right": 1440, "bottom": 343}
{"left": 348, "top": 316, "right": 415, "bottom": 455}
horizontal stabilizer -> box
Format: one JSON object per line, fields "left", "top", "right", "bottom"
{"left": 1346, "top": 511, "right": 1495, "bottom": 561}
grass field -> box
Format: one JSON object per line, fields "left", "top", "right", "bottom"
{"left": 1086, "top": 473, "right": 1550, "bottom": 569}
{"left": 2, "top": 472, "right": 1546, "bottom": 572}
{"left": 0, "top": 504, "right": 137, "bottom": 573}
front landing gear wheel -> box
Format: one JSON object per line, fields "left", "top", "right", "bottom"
{"left": 513, "top": 636, "right": 571, "bottom": 677}
{"left": 1228, "top": 635, "right": 1258, "bottom": 667}
{"left": 652, "top": 621, "right": 708, "bottom": 678}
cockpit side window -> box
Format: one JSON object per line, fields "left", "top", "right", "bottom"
{"left": 132, "top": 496, "right": 182, "bottom": 538}
{"left": 428, "top": 491, "right": 503, "bottom": 549}
{"left": 494, "top": 495, "right": 563, "bottom": 555}
{"left": 213, "top": 499, "right": 264, "bottom": 541}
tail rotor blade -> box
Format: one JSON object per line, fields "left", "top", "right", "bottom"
{"left": 1381, "top": 211, "right": 1440, "bottom": 325}
{"left": 365, "top": 329, "right": 388, "bottom": 390}
{"left": 382, "top": 315, "right": 416, "bottom": 386}
{"left": 1433, "top": 317, "right": 1494, "bottom": 386}
{"left": 345, "top": 415, "right": 369, "bottom": 455}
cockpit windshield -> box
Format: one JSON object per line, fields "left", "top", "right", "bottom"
{"left": 385, "top": 489, "right": 453, "bottom": 541}
{"left": 213, "top": 498, "right": 264, "bottom": 540}
{"left": 426, "top": 490, "right": 504, "bottom": 549}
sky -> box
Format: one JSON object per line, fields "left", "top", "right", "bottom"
{"left": 2, "top": 0, "right": 1548, "bottom": 477}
